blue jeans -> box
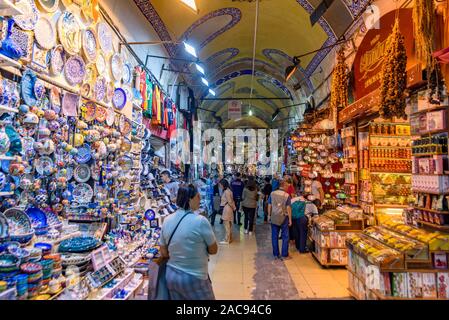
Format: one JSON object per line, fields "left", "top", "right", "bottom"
{"left": 271, "top": 217, "right": 289, "bottom": 258}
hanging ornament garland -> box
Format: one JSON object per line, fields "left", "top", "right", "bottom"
{"left": 379, "top": 18, "right": 408, "bottom": 119}
{"left": 329, "top": 47, "right": 348, "bottom": 129}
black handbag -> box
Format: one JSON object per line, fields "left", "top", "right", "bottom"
{"left": 148, "top": 211, "right": 192, "bottom": 300}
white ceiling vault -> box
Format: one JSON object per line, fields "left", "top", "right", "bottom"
{"left": 133, "top": 0, "right": 371, "bottom": 129}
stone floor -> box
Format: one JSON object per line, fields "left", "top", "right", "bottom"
{"left": 209, "top": 214, "right": 352, "bottom": 300}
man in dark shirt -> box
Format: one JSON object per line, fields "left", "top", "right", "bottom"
{"left": 262, "top": 177, "right": 272, "bottom": 223}
{"left": 231, "top": 172, "right": 245, "bottom": 225}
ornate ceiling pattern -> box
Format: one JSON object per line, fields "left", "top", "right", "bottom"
{"left": 133, "top": 0, "right": 369, "bottom": 128}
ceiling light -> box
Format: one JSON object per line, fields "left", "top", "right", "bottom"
{"left": 208, "top": 89, "right": 216, "bottom": 96}
{"left": 285, "top": 57, "right": 301, "bottom": 82}
{"left": 272, "top": 109, "right": 280, "bottom": 121}
{"left": 184, "top": 42, "right": 197, "bottom": 58}
{"left": 249, "top": 109, "right": 253, "bottom": 116}
{"left": 195, "top": 63, "right": 205, "bottom": 75}
{"left": 201, "top": 78, "right": 209, "bottom": 86}
{"left": 180, "top": 0, "right": 198, "bottom": 12}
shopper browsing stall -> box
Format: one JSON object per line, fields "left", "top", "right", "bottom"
{"left": 291, "top": 195, "right": 309, "bottom": 253}
{"left": 160, "top": 184, "right": 218, "bottom": 300}
{"left": 219, "top": 179, "right": 236, "bottom": 245}
{"left": 262, "top": 177, "right": 272, "bottom": 223}
{"left": 268, "top": 180, "right": 293, "bottom": 260}
{"left": 310, "top": 173, "right": 324, "bottom": 208}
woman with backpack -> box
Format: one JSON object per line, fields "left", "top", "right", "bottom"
{"left": 241, "top": 180, "right": 258, "bottom": 235}
{"left": 291, "top": 194, "right": 309, "bottom": 253}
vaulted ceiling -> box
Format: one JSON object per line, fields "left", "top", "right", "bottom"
{"left": 133, "top": 0, "right": 370, "bottom": 129}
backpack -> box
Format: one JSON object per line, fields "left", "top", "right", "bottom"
{"left": 270, "top": 191, "right": 289, "bottom": 226}
{"left": 291, "top": 199, "right": 306, "bottom": 219}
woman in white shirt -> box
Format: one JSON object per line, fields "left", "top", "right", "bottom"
{"left": 219, "top": 179, "right": 236, "bottom": 245}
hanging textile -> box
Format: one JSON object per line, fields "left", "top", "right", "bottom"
{"left": 144, "top": 78, "right": 153, "bottom": 118}
{"left": 152, "top": 85, "right": 160, "bottom": 125}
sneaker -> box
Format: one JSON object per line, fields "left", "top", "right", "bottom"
{"left": 281, "top": 256, "right": 293, "bottom": 261}
{"left": 244, "top": 229, "right": 249, "bottom": 234}
{"left": 249, "top": 232, "right": 253, "bottom": 236}
{"left": 219, "top": 241, "right": 230, "bottom": 245}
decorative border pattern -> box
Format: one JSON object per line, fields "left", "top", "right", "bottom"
{"left": 205, "top": 48, "right": 240, "bottom": 67}
{"left": 257, "top": 78, "right": 293, "bottom": 102}
{"left": 133, "top": 0, "right": 177, "bottom": 56}
{"left": 211, "top": 58, "right": 280, "bottom": 79}
{"left": 179, "top": 8, "right": 242, "bottom": 49}
{"left": 342, "top": 0, "right": 371, "bottom": 17}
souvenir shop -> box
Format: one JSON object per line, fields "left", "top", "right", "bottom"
{"left": 0, "top": 0, "right": 186, "bottom": 300}
{"left": 286, "top": 5, "right": 449, "bottom": 300}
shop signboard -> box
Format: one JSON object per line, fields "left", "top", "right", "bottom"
{"left": 228, "top": 100, "right": 242, "bottom": 120}
{"left": 353, "top": 8, "right": 417, "bottom": 101}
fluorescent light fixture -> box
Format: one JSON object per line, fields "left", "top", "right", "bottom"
{"left": 208, "top": 89, "right": 216, "bottom": 96}
{"left": 272, "top": 109, "right": 280, "bottom": 121}
{"left": 183, "top": 42, "right": 197, "bottom": 58}
{"left": 201, "top": 78, "right": 209, "bottom": 86}
{"left": 249, "top": 109, "right": 253, "bottom": 116}
{"left": 180, "top": 0, "right": 198, "bottom": 12}
{"left": 195, "top": 63, "right": 205, "bottom": 75}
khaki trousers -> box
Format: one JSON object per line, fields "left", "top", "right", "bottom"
{"left": 223, "top": 220, "right": 233, "bottom": 243}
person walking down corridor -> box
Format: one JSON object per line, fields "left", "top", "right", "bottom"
{"left": 219, "top": 179, "right": 236, "bottom": 245}
{"left": 291, "top": 195, "right": 309, "bottom": 253}
{"left": 241, "top": 180, "right": 258, "bottom": 235}
{"left": 231, "top": 173, "right": 245, "bottom": 226}
{"left": 262, "top": 177, "right": 272, "bottom": 223}
{"left": 268, "top": 180, "right": 292, "bottom": 260}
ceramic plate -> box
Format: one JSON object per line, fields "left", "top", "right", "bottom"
{"left": 35, "top": 156, "right": 53, "bottom": 176}
{"left": 83, "top": 101, "right": 96, "bottom": 122}
{"left": 59, "top": 236, "right": 99, "bottom": 253}
{"left": 14, "top": 0, "right": 40, "bottom": 31}
{"left": 112, "top": 88, "right": 126, "bottom": 110}
{"left": 64, "top": 55, "right": 86, "bottom": 86}
{"left": 56, "top": 165, "right": 73, "bottom": 181}
{"left": 119, "top": 115, "right": 132, "bottom": 135}
{"left": 72, "top": 183, "right": 93, "bottom": 204}
{"left": 4, "top": 208, "right": 32, "bottom": 236}
{"left": 0, "top": 213, "right": 9, "bottom": 239}
{"left": 95, "top": 52, "right": 106, "bottom": 75}
{"left": 105, "top": 82, "right": 114, "bottom": 103}
{"left": 122, "top": 63, "right": 132, "bottom": 85}
{"left": 97, "top": 22, "right": 113, "bottom": 55}
{"left": 106, "top": 107, "right": 115, "bottom": 126}
{"left": 75, "top": 144, "right": 92, "bottom": 164}
{"left": 85, "top": 64, "right": 97, "bottom": 85}
{"left": 50, "top": 45, "right": 65, "bottom": 76}
{"left": 57, "top": 11, "right": 81, "bottom": 55}
{"left": 95, "top": 105, "right": 107, "bottom": 122}
{"left": 74, "top": 164, "right": 91, "bottom": 183}
{"left": 34, "top": 79, "right": 45, "bottom": 101}
{"left": 20, "top": 69, "right": 37, "bottom": 107}
{"left": 110, "top": 53, "right": 123, "bottom": 82}
{"left": 82, "top": 28, "right": 97, "bottom": 63}
{"left": 25, "top": 207, "right": 48, "bottom": 230}
{"left": 37, "top": 0, "right": 59, "bottom": 13}
{"left": 35, "top": 16, "right": 56, "bottom": 50}
{"left": 94, "top": 77, "right": 106, "bottom": 102}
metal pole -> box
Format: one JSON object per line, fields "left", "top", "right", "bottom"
{"left": 202, "top": 97, "right": 291, "bottom": 101}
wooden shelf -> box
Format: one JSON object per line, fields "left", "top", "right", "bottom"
{"left": 374, "top": 204, "right": 409, "bottom": 208}
{"left": 370, "top": 146, "right": 411, "bottom": 149}
{"left": 418, "top": 129, "right": 449, "bottom": 136}
{"left": 370, "top": 135, "right": 411, "bottom": 138}
{"left": 370, "top": 172, "right": 412, "bottom": 175}
{"left": 410, "top": 105, "right": 449, "bottom": 116}
{"left": 417, "top": 220, "right": 449, "bottom": 232}
{"left": 311, "top": 251, "right": 346, "bottom": 267}
{"left": 412, "top": 190, "right": 449, "bottom": 195}
{"left": 412, "top": 173, "right": 447, "bottom": 176}
{"left": 414, "top": 207, "right": 449, "bottom": 215}
{"left": 370, "top": 158, "right": 410, "bottom": 161}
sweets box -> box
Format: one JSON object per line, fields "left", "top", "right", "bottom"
{"left": 422, "top": 273, "right": 437, "bottom": 298}
{"left": 427, "top": 110, "right": 447, "bottom": 132}
{"left": 408, "top": 272, "right": 423, "bottom": 298}
{"left": 392, "top": 273, "right": 408, "bottom": 298}
{"left": 437, "top": 272, "right": 449, "bottom": 299}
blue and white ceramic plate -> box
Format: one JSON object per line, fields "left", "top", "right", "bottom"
{"left": 14, "top": 0, "right": 40, "bottom": 31}
{"left": 72, "top": 183, "right": 93, "bottom": 203}
{"left": 122, "top": 63, "right": 132, "bottom": 85}
{"left": 20, "top": 69, "right": 38, "bottom": 107}
{"left": 25, "top": 207, "right": 48, "bottom": 230}
{"left": 5, "top": 208, "right": 33, "bottom": 236}
{"left": 35, "top": 156, "right": 53, "bottom": 176}
{"left": 112, "top": 88, "right": 126, "bottom": 110}
{"left": 0, "top": 213, "right": 9, "bottom": 239}
{"left": 75, "top": 144, "right": 92, "bottom": 164}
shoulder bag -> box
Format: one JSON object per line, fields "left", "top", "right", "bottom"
{"left": 148, "top": 211, "right": 192, "bottom": 300}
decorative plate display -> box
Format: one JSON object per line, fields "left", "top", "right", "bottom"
{"left": 74, "top": 164, "right": 91, "bottom": 183}
{"left": 20, "top": 69, "right": 38, "bottom": 106}
{"left": 94, "top": 77, "right": 106, "bottom": 102}
{"left": 95, "top": 105, "right": 107, "bottom": 122}
{"left": 80, "top": 83, "right": 91, "bottom": 98}
{"left": 4, "top": 208, "right": 32, "bottom": 236}
{"left": 61, "top": 253, "right": 91, "bottom": 266}
{"left": 112, "top": 88, "right": 126, "bottom": 110}
{"left": 85, "top": 64, "right": 97, "bottom": 84}
{"left": 25, "top": 207, "right": 48, "bottom": 231}
{"left": 83, "top": 101, "right": 97, "bottom": 122}
{"left": 14, "top": 0, "right": 40, "bottom": 31}
{"left": 0, "top": 213, "right": 8, "bottom": 239}
{"left": 119, "top": 115, "right": 132, "bottom": 135}
{"left": 35, "top": 156, "right": 53, "bottom": 176}
{"left": 144, "top": 209, "right": 156, "bottom": 221}
{"left": 95, "top": 52, "right": 106, "bottom": 75}
{"left": 56, "top": 165, "right": 73, "bottom": 181}
{"left": 82, "top": 28, "right": 97, "bottom": 63}
{"left": 34, "top": 16, "right": 56, "bottom": 50}
{"left": 36, "top": 0, "right": 60, "bottom": 13}
{"left": 50, "top": 45, "right": 65, "bottom": 76}
{"left": 122, "top": 63, "right": 132, "bottom": 85}
{"left": 105, "top": 82, "right": 114, "bottom": 103}
{"left": 97, "top": 22, "right": 113, "bottom": 55}
{"left": 0, "top": 254, "right": 20, "bottom": 273}
{"left": 57, "top": 11, "right": 81, "bottom": 55}
{"left": 106, "top": 107, "right": 115, "bottom": 126}
{"left": 20, "top": 262, "right": 42, "bottom": 274}
{"left": 33, "top": 79, "right": 45, "bottom": 102}
{"left": 74, "top": 144, "right": 92, "bottom": 164}
{"left": 59, "top": 237, "right": 100, "bottom": 253}
{"left": 118, "top": 155, "right": 133, "bottom": 172}
{"left": 110, "top": 53, "right": 123, "bottom": 82}
{"left": 64, "top": 55, "right": 86, "bottom": 86}
{"left": 72, "top": 183, "right": 93, "bottom": 204}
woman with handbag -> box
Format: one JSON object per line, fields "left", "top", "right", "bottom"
{"left": 159, "top": 184, "right": 218, "bottom": 300}
{"left": 219, "top": 179, "right": 236, "bottom": 245}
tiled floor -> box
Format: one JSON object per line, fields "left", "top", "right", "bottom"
{"left": 210, "top": 216, "right": 352, "bottom": 300}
